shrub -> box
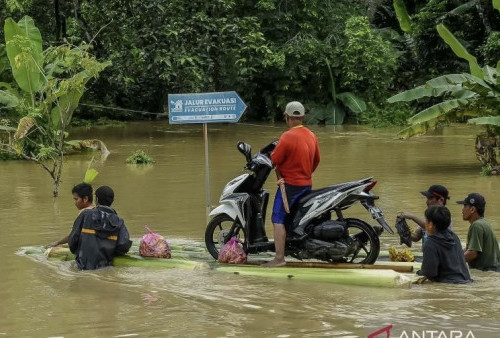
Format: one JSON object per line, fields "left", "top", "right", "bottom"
{"left": 125, "top": 150, "right": 154, "bottom": 164}
{"left": 479, "top": 31, "right": 500, "bottom": 66}
{"left": 339, "top": 16, "right": 398, "bottom": 103}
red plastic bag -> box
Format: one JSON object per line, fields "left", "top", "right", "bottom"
{"left": 139, "top": 226, "right": 171, "bottom": 258}
{"left": 217, "top": 237, "right": 247, "bottom": 264}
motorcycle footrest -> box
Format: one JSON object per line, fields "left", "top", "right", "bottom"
{"left": 246, "top": 242, "right": 275, "bottom": 254}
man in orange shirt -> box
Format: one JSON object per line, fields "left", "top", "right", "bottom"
{"left": 262, "top": 101, "right": 320, "bottom": 267}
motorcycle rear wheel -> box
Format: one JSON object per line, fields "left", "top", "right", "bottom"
{"left": 205, "top": 214, "right": 245, "bottom": 260}
{"left": 343, "top": 218, "right": 380, "bottom": 264}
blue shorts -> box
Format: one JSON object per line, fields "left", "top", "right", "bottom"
{"left": 271, "top": 184, "right": 311, "bottom": 224}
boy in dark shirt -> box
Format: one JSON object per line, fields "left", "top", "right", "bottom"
{"left": 68, "top": 185, "right": 132, "bottom": 270}
{"left": 47, "top": 183, "right": 94, "bottom": 248}
{"left": 418, "top": 205, "right": 471, "bottom": 284}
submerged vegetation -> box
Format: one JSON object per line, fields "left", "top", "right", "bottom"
{"left": 126, "top": 150, "right": 154, "bottom": 165}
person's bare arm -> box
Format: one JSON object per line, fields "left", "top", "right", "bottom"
{"left": 400, "top": 212, "right": 425, "bottom": 229}
{"left": 46, "top": 235, "right": 69, "bottom": 248}
{"left": 411, "top": 227, "right": 423, "bottom": 242}
{"left": 464, "top": 250, "right": 478, "bottom": 263}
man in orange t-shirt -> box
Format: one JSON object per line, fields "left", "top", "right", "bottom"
{"left": 262, "top": 101, "right": 320, "bottom": 267}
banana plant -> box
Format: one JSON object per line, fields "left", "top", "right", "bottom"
{"left": 388, "top": 0, "right": 500, "bottom": 172}
{"left": 305, "top": 59, "right": 366, "bottom": 125}
{"left": 388, "top": 22, "right": 500, "bottom": 138}
{"left": 0, "top": 16, "right": 110, "bottom": 196}
{"left": 393, "top": 0, "right": 412, "bottom": 34}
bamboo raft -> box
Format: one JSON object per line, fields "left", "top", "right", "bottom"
{"left": 19, "top": 244, "right": 420, "bottom": 289}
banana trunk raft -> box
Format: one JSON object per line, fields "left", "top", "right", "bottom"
{"left": 19, "top": 244, "right": 420, "bottom": 289}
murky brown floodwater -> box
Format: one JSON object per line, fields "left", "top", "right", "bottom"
{"left": 1, "top": 121, "right": 499, "bottom": 337}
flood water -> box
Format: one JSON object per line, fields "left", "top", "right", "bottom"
{"left": 1, "top": 121, "right": 500, "bottom": 337}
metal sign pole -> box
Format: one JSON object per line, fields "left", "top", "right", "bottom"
{"left": 203, "top": 123, "right": 211, "bottom": 224}
{"left": 168, "top": 91, "right": 247, "bottom": 227}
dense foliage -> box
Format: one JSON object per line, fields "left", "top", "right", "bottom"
{"left": 0, "top": 16, "right": 109, "bottom": 196}
{"left": 388, "top": 0, "right": 500, "bottom": 174}
{"left": 1, "top": 0, "right": 500, "bottom": 127}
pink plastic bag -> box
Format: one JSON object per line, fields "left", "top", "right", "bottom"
{"left": 139, "top": 226, "right": 171, "bottom": 258}
{"left": 217, "top": 237, "right": 247, "bottom": 264}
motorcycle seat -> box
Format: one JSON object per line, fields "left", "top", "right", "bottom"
{"left": 298, "top": 177, "right": 373, "bottom": 205}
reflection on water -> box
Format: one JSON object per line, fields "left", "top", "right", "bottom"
{"left": 1, "top": 121, "right": 500, "bottom": 336}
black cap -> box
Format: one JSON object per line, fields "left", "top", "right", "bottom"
{"left": 457, "top": 193, "right": 486, "bottom": 208}
{"left": 95, "top": 186, "right": 114, "bottom": 206}
{"left": 420, "top": 185, "right": 449, "bottom": 200}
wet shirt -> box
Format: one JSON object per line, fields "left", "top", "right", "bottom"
{"left": 68, "top": 205, "right": 132, "bottom": 270}
{"left": 422, "top": 219, "right": 453, "bottom": 246}
{"left": 421, "top": 229, "right": 471, "bottom": 283}
{"left": 271, "top": 126, "right": 320, "bottom": 186}
{"left": 466, "top": 218, "right": 500, "bottom": 271}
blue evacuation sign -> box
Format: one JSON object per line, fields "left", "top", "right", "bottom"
{"left": 168, "top": 91, "right": 247, "bottom": 124}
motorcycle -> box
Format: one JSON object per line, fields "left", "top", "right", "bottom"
{"left": 204, "top": 140, "right": 394, "bottom": 264}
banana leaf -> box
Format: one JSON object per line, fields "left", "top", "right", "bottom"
{"left": 0, "top": 47, "right": 8, "bottom": 75}
{"left": 50, "top": 90, "right": 83, "bottom": 129}
{"left": 407, "top": 98, "right": 467, "bottom": 124}
{"left": 83, "top": 168, "right": 98, "bottom": 184}
{"left": 425, "top": 73, "right": 491, "bottom": 97}
{"left": 388, "top": 84, "right": 462, "bottom": 103}
{"left": 14, "top": 116, "right": 36, "bottom": 139}
{"left": 451, "top": 89, "right": 478, "bottom": 99}
{"left": 4, "top": 17, "right": 44, "bottom": 94}
{"left": 436, "top": 23, "right": 482, "bottom": 79}
{"left": 306, "top": 103, "right": 345, "bottom": 125}
{"left": 337, "top": 92, "right": 366, "bottom": 113}
{"left": 0, "top": 81, "right": 16, "bottom": 91}
{"left": 482, "top": 66, "right": 499, "bottom": 87}
{"left": 0, "top": 125, "right": 17, "bottom": 132}
{"left": 426, "top": 73, "right": 490, "bottom": 89}
{"left": 398, "top": 120, "right": 440, "bottom": 138}
{"left": 468, "top": 116, "right": 500, "bottom": 127}
{"left": 65, "top": 139, "right": 110, "bottom": 156}
{"left": 393, "top": 0, "right": 412, "bottom": 33}
{"left": 459, "top": 73, "right": 494, "bottom": 96}
{"left": 0, "top": 89, "right": 20, "bottom": 108}
{"left": 446, "top": 1, "right": 476, "bottom": 16}
{"left": 494, "top": 0, "right": 500, "bottom": 12}
{"left": 388, "top": 73, "right": 488, "bottom": 104}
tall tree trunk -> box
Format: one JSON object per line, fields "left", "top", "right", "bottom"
{"left": 476, "top": 0, "right": 493, "bottom": 35}
{"left": 54, "top": 0, "right": 61, "bottom": 39}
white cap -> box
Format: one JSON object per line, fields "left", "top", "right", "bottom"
{"left": 284, "top": 101, "right": 305, "bottom": 117}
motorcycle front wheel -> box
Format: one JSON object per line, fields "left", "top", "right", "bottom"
{"left": 205, "top": 214, "right": 245, "bottom": 260}
{"left": 343, "top": 218, "right": 380, "bottom": 264}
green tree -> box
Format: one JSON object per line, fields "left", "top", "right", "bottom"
{"left": 0, "top": 16, "right": 110, "bottom": 196}
{"left": 388, "top": 1, "right": 500, "bottom": 173}
{"left": 339, "top": 16, "right": 398, "bottom": 102}
{"left": 71, "top": 0, "right": 279, "bottom": 118}
{"left": 305, "top": 59, "right": 366, "bottom": 125}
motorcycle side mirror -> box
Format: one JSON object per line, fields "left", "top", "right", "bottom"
{"left": 237, "top": 141, "right": 252, "bottom": 163}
